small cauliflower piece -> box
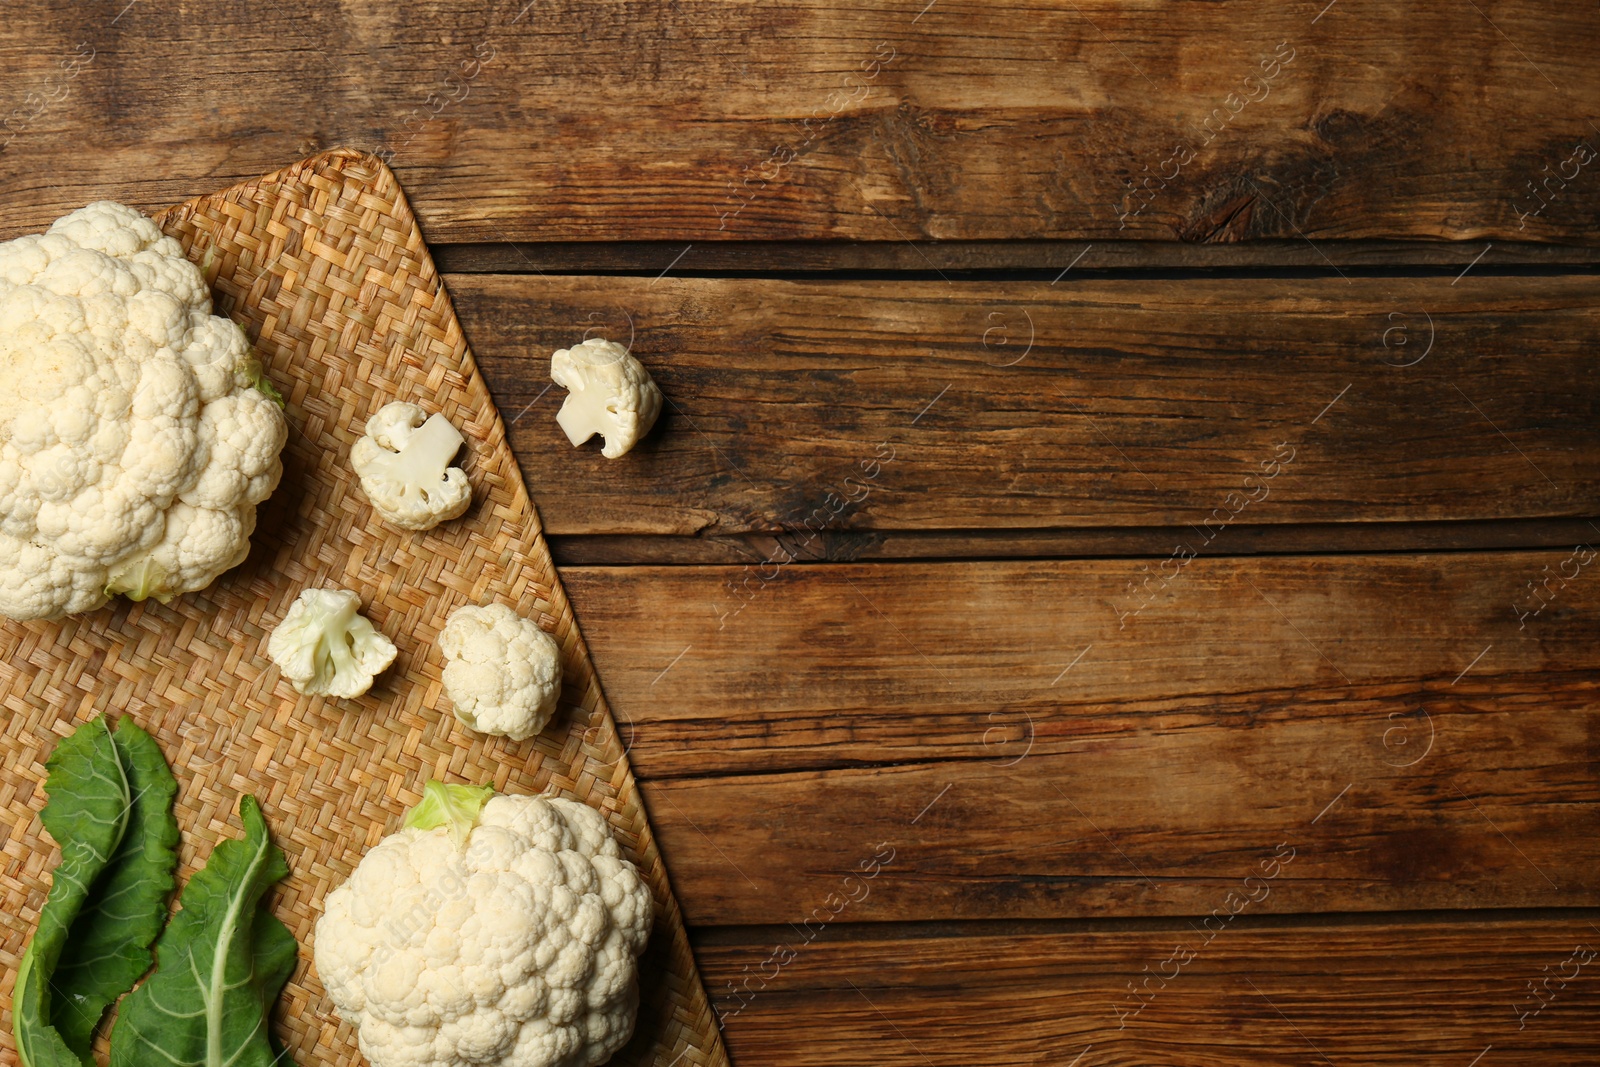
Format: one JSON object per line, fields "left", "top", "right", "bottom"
{"left": 440, "top": 603, "right": 564, "bottom": 741}
{"left": 549, "top": 339, "right": 662, "bottom": 459}
{"left": 0, "top": 201, "right": 288, "bottom": 621}
{"left": 315, "top": 781, "right": 654, "bottom": 1067}
{"left": 267, "top": 588, "right": 397, "bottom": 699}
{"left": 350, "top": 401, "right": 471, "bottom": 531}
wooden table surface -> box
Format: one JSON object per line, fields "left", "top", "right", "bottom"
{"left": 5, "top": 2, "right": 1599, "bottom": 1063}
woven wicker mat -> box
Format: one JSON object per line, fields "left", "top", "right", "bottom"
{"left": 0, "top": 149, "right": 728, "bottom": 1067}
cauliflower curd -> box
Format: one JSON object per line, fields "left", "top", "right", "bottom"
{"left": 0, "top": 201, "right": 287, "bottom": 620}
{"left": 441, "top": 603, "right": 564, "bottom": 741}
{"left": 315, "top": 782, "right": 654, "bottom": 1067}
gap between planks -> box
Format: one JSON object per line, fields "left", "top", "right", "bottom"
{"left": 689, "top": 905, "right": 1600, "bottom": 943}
{"left": 547, "top": 517, "right": 1600, "bottom": 566}
{"left": 435, "top": 240, "right": 1600, "bottom": 275}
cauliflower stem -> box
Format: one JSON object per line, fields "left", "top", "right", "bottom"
{"left": 104, "top": 557, "right": 174, "bottom": 604}
{"left": 403, "top": 780, "right": 495, "bottom": 846}
{"left": 351, "top": 403, "right": 472, "bottom": 531}
{"left": 305, "top": 596, "right": 367, "bottom": 684}
{"left": 361, "top": 410, "right": 462, "bottom": 485}
{"left": 267, "top": 588, "right": 397, "bottom": 699}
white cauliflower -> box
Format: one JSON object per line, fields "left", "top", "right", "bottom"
{"left": 267, "top": 587, "right": 397, "bottom": 699}
{"left": 351, "top": 401, "right": 472, "bottom": 532}
{"left": 440, "top": 603, "right": 564, "bottom": 741}
{"left": 314, "top": 781, "right": 654, "bottom": 1067}
{"left": 549, "top": 340, "right": 662, "bottom": 459}
{"left": 0, "top": 201, "right": 288, "bottom": 620}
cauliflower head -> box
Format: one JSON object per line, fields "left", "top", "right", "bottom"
{"left": 440, "top": 603, "right": 564, "bottom": 742}
{"left": 351, "top": 401, "right": 472, "bottom": 532}
{"left": 267, "top": 587, "right": 397, "bottom": 699}
{"left": 549, "top": 340, "right": 661, "bottom": 459}
{"left": 0, "top": 201, "right": 288, "bottom": 620}
{"left": 314, "top": 781, "right": 655, "bottom": 1067}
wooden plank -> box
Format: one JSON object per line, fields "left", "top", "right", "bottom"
{"left": 694, "top": 918, "right": 1600, "bottom": 1066}
{"left": 2, "top": 2, "right": 1598, "bottom": 245}
{"left": 569, "top": 552, "right": 1600, "bottom": 776}
{"left": 453, "top": 274, "right": 1600, "bottom": 537}
{"left": 561, "top": 552, "right": 1600, "bottom": 923}
{"left": 547, "top": 518, "right": 1600, "bottom": 565}
{"left": 642, "top": 691, "right": 1600, "bottom": 923}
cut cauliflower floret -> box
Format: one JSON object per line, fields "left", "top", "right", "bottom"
{"left": 0, "top": 201, "right": 287, "bottom": 621}
{"left": 439, "top": 603, "right": 564, "bottom": 742}
{"left": 350, "top": 401, "right": 472, "bottom": 532}
{"left": 267, "top": 587, "right": 397, "bottom": 699}
{"left": 315, "top": 782, "right": 654, "bottom": 1067}
{"left": 549, "top": 339, "right": 662, "bottom": 460}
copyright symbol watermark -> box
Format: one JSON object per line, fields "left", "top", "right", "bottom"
{"left": 1380, "top": 706, "right": 1434, "bottom": 768}
{"left": 982, "top": 707, "right": 1035, "bottom": 767}
{"left": 581, "top": 705, "right": 637, "bottom": 768}
{"left": 33, "top": 454, "right": 76, "bottom": 500}
{"left": 579, "top": 308, "right": 637, "bottom": 358}
{"left": 1379, "top": 310, "right": 1434, "bottom": 367}
{"left": 981, "top": 307, "right": 1035, "bottom": 368}
{"left": 178, "top": 710, "right": 244, "bottom": 771}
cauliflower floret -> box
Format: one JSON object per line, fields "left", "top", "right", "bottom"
{"left": 549, "top": 340, "right": 662, "bottom": 459}
{"left": 439, "top": 604, "right": 564, "bottom": 742}
{"left": 267, "top": 588, "right": 397, "bottom": 699}
{"left": 0, "top": 201, "right": 287, "bottom": 621}
{"left": 350, "top": 401, "right": 471, "bottom": 532}
{"left": 315, "top": 782, "right": 654, "bottom": 1067}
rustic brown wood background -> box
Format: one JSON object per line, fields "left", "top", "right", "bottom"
{"left": 4, "top": 1, "right": 1598, "bottom": 1063}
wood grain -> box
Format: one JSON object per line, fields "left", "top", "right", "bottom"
{"left": 695, "top": 918, "right": 1600, "bottom": 1066}
{"left": 561, "top": 552, "right": 1600, "bottom": 924}
{"left": 451, "top": 274, "right": 1600, "bottom": 537}
{"left": 1, "top": 1, "right": 1598, "bottom": 245}
{"left": 569, "top": 553, "right": 1600, "bottom": 777}
{"left": 563, "top": 550, "right": 1600, "bottom": 777}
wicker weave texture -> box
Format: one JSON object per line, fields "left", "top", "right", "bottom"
{"left": 0, "top": 149, "right": 728, "bottom": 1067}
